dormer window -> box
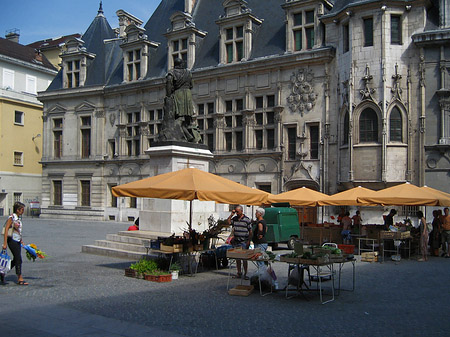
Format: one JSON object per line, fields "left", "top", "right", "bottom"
{"left": 61, "top": 37, "right": 95, "bottom": 89}
{"left": 225, "top": 25, "right": 244, "bottom": 63}
{"left": 216, "top": 0, "right": 262, "bottom": 65}
{"left": 283, "top": 1, "right": 320, "bottom": 52}
{"left": 165, "top": 12, "right": 206, "bottom": 69}
{"left": 67, "top": 60, "right": 80, "bottom": 88}
{"left": 120, "top": 24, "right": 159, "bottom": 83}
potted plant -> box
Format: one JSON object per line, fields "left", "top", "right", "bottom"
{"left": 145, "top": 269, "right": 172, "bottom": 282}
{"left": 128, "top": 259, "right": 158, "bottom": 279}
{"left": 169, "top": 262, "right": 182, "bottom": 280}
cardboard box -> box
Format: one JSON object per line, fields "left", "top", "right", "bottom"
{"left": 228, "top": 285, "right": 254, "bottom": 296}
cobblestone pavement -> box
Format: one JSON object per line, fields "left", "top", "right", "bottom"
{"left": 1, "top": 217, "right": 449, "bottom": 337}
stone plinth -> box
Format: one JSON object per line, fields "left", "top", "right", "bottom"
{"left": 140, "top": 143, "right": 216, "bottom": 234}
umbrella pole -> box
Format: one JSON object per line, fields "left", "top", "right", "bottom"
{"left": 189, "top": 200, "right": 193, "bottom": 231}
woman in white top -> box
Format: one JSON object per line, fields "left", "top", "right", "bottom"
{"left": 2, "top": 202, "right": 27, "bottom": 285}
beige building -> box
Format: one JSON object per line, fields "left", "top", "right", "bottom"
{"left": 37, "top": 0, "right": 444, "bottom": 222}
{"left": 0, "top": 32, "right": 57, "bottom": 215}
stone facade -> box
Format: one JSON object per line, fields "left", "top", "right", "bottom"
{"left": 37, "top": 0, "right": 446, "bottom": 222}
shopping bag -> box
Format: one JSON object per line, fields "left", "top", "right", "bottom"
{"left": 0, "top": 249, "right": 11, "bottom": 273}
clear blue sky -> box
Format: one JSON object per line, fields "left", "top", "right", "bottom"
{"left": 0, "top": 0, "right": 161, "bottom": 45}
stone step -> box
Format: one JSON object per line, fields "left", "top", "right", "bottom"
{"left": 81, "top": 245, "right": 145, "bottom": 260}
{"left": 94, "top": 240, "right": 147, "bottom": 253}
{"left": 106, "top": 234, "right": 146, "bottom": 245}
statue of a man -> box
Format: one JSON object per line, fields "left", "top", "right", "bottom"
{"left": 159, "top": 58, "right": 201, "bottom": 143}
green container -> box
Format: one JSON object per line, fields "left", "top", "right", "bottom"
{"left": 261, "top": 206, "right": 300, "bottom": 249}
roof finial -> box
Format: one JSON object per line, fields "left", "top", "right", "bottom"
{"left": 98, "top": 1, "right": 104, "bottom": 16}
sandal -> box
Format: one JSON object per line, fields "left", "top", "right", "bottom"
{"left": 232, "top": 273, "right": 242, "bottom": 279}
{"left": 243, "top": 275, "right": 249, "bottom": 280}
{"left": 17, "top": 280, "right": 29, "bottom": 285}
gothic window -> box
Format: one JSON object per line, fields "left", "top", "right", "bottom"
{"left": 126, "top": 49, "right": 141, "bottom": 81}
{"left": 363, "top": 17, "right": 374, "bottom": 47}
{"left": 389, "top": 107, "right": 402, "bottom": 142}
{"left": 359, "top": 108, "right": 378, "bottom": 142}
{"left": 391, "top": 15, "right": 402, "bottom": 45}
{"left": 53, "top": 118, "right": 63, "bottom": 158}
{"left": 80, "top": 116, "right": 91, "bottom": 158}
{"left": 66, "top": 60, "right": 80, "bottom": 88}
{"left": 254, "top": 94, "right": 276, "bottom": 150}
{"left": 293, "top": 10, "right": 315, "bottom": 51}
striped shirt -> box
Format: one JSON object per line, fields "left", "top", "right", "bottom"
{"left": 231, "top": 214, "right": 252, "bottom": 242}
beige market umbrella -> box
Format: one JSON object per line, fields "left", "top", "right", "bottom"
{"left": 318, "top": 186, "right": 378, "bottom": 206}
{"left": 112, "top": 167, "right": 270, "bottom": 205}
{"left": 267, "top": 186, "right": 329, "bottom": 207}
{"left": 420, "top": 186, "right": 450, "bottom": 207}
{"left": 357, "top": 182, "right": 449, "bottom": 206}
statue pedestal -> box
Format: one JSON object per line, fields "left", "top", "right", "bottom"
{"left": 140, "top": 143, "right": 215, "bottom": 234}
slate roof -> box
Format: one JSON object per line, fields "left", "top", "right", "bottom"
{"left": 27, "top": 34, "right": 82, "bottom": 50}
{"left": 0, "top": 37, "right": 57, "bottom": 71}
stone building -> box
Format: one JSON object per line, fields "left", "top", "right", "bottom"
{"left": 37, "top": 0, "right": 446, "bottom": 222}
{"left": 0, "top": 32, "right": 57, "bottom": 215}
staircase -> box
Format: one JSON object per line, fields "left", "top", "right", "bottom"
{"left": 81, "top": 230, "right": 173, "bottom": 260}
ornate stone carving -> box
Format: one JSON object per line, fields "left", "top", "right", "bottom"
{"left": 391, "top": 63, "right": 403, "bottom": 101}
{"left": 109, "top": 112, "right": 116, "bottom": 127}
{"left": 287, "top": 69, "right": 316, "bottom": 116}
{"left": 360, "top": 64, "right": 376, "bottom": 101}
{"left": 419, "top": 55, "right": 426, "bottom": 88}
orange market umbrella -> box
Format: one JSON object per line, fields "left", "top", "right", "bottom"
{"left": 318, "top": 186, "right": 378, "bottom": 206}
{"left": 268, "top": 186, "right": 329, "bottom": 207}
{"left": 357, "top": 182, "right": 446, "bottom": 206}
{"left": 420, "top": 186, "right": 450, "bottom": 207}
{"left": 112, "top": 167, "right": 270, "bottom": 205}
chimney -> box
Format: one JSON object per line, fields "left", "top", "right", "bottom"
{"left": 185, "top": 0, "right": 196, "bottom": 14}
{"left": 34, "top": 49, "right": 43, "bottom": 63}
{"left": 5, "top": 28, "right": 20, "bottom": 43}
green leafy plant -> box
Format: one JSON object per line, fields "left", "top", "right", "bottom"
{"left": 169, "top": 261, "right": 182, "bottom": 272}
{"left": 130, "top": 259, "right": 158, "bottom": 275}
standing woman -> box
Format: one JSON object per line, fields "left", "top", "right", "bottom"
{"left": 417, "top": 210, "right": 428, "bottom": 262}
{"left": 2, "top": 202, "right": 28, "bottom": 285}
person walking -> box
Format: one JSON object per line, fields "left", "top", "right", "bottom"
{"left": 430, "top": 210, "right": 442, "bottom": 256}
{"left": 2, "top": 202, "right": 28, "bottom": 285}
{"left": 441, "top": 207, "right": 450, "bottom": 258}
{"left": 417, "top": 211, "right": 428, "bottom": 262}
{"left": 227, "top": 205, "right": 252, "bottom": 280}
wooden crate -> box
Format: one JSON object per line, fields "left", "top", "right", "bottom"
{"left": 173, "top": 244, "right": 183, "bottom": 253}
{"left": 226, "top": 248, "right": 261, "bottom": 259}
{"left": 280, "top": 255, "right": 302, "bottom": 264}
{"left": 160, "top": 244, "right": 174, "bottom": 253}
{"left": 228, "top": 285, "right": 254, "bottom": 296}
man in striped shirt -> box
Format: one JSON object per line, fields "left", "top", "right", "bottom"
{"left": 227, "top": 205, "right": 252, "bottom": 280}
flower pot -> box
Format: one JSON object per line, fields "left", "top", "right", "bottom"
{"left": 124, "top": 268, "right": 137, "bottom": 278}
{"left": 144, "top": 273, "right": 173, "bottom": 282}
{"left": 171, "top": 270, "right": 179, "bottom": 280}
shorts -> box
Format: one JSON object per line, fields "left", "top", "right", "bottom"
{"left": 341, "top": 230, "right": 351, "bottom": 241}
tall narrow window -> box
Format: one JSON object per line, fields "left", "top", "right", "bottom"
{"left": 343, "top": 23, "right": 349, "bottom": 53}
{"left": 310, "top": 125, "right": 319, "bottom": 159}
{"left": 225, "top": 25, "right": 244, "bottom": 63}
{"left": 80, "top": 180, "right": 90, "bottom": 206}
{"left": 53, "top": 118, "right": 63, "bottom": 158}
{"left": 236, "top": 131, "right": 243, "bottom": 151}
{"left": 391, "top": 15, "right": 402, "bottom": 45}
{"left": 53, "top": 180, "right": 62, "bottom": 206}
{"left": 255, "top": 130, "right": 263, "bottom": 150}
{"left": 130, "top": 197, "right": 137, "bottom": 208}
{"left": 343, "top": 111, "right": 349, "bottom": 145}
{"left": 110, "top": 185, "right": 117, "bottom": 207}
{"left": 360, "top": 108, "right": 378, "bottom": 142}
{"left": 389, "top": 107, "right": 402, "bottom": 142}
{"left": 172, "top": 38, "right": 188, "bottom": 65}
{"left": 80, "top": 116, "right": 91, "bottom": 158}
{"left": 126, "top": 49, "right": 141, "bottom": 81}
{"left": 288, "top": 127, "right": 297, "bottom": 160}
{"left": 293, "top": 10, "right": 315, "bottom": 51}
{"left": 26, "top": 75, "right": 37, "bottom": 94}
{"left": 66, "top": 60, "right": 80, "bottom": 88}
{"left": 225, "top": 132, "right": 232, "bottom": 151}
{"left": 2, "top": 68, "right": 14, "bottom": 89}
{"left": 293, "top": 13, "right": 303, "bottom": 51}
{"left": 267, "top": 129, "right": 275, "bottom": 150}
{"left": 363, "top": 18, "right": 374, "bottom": 47}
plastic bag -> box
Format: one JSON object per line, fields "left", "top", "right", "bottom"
{"left": 0, "top": 249, "right": 11, "bottom": 273}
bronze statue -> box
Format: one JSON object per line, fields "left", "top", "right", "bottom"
{"left": 158, "top": 58, "right": 201, "bottom": 143}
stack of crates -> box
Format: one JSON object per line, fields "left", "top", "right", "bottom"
{"left": 361, "top": 251, "right": 379, "bottom": 262}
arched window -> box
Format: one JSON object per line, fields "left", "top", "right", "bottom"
{"left": 359, "top": 108, "right": 378, "bottom": 142}
{"left": 343, "top": 111, "right": 349, "bottom": 145}
{"left": 389, "top": 107, "right": 402, "bottom": 142}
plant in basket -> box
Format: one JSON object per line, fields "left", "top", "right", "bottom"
{"left": 129, "top": 259, "right": 158, "bottom": 278}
